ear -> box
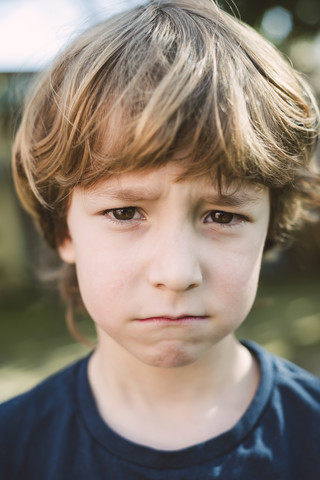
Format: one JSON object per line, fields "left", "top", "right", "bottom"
{"left": 58, "top": 237, "right": 76, "bottom": 264}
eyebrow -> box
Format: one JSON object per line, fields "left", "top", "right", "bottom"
{"left": 86, "top": 187, "right": 162, "bottom": 203}
{"left": 85, "top": 186, "right": 262, "bottom": 207}
{"left": 200, "top": 191, "right": 262, "bottom": 208}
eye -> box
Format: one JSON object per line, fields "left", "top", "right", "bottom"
{"left": 103, "top": 207, "right": 142, "bottom": 222}
{"left": 204, "top": 210, "right": 246, "bottom": 226}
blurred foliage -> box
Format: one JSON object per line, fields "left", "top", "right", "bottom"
{"left": 0, "top": 0, "right": 319, "bottom": 400}
{"left": 222, "top": 0, "right": 320, "bottom": 33}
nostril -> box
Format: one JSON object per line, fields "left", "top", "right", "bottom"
{"left": 149, "top": 260, "right": 203, "bottom": 292}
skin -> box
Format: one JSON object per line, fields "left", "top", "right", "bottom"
{"left": 59, "top": 162, "right": 270, "bottom": 449}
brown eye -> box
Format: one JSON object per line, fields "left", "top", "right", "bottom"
{"left": 209, "top": 211, "right": 234, "bottom": 224}
{"left": 112, "top": 207, "right": 137, "bottom": 220}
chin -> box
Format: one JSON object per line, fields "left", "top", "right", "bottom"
{"left": 136, "top": 344, "right": 205, "bottom": 369}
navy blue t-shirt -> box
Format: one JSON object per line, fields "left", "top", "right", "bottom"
{"left": 1, "top": 341, "right": 320, "bottom": 479}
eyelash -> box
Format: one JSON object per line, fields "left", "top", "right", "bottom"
{"left": 103, "top": 207, "right": 144, "bottom": 225}
{"left": 103, "top": 207, "right": 249, "bottom": 228}
{"left": 203, "top": 211, "right": 248, "bottom": 228}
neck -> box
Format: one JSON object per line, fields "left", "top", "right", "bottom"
{"left": 89, "top": 332, "right": 256, "bottom": 407}
{"left": 88, "top": 333, "right": 259, "bottom": 449}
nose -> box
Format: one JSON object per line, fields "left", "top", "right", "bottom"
{"left": 147, "top": 226, "right": 203, "bottom": 292}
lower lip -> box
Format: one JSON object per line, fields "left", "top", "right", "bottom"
{"left": 136, "top": 316, "right": 208, "bottom": 324}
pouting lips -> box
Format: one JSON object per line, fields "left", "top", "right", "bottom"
{"left": 136, "top": 315, "right": 209, "bottom": 322}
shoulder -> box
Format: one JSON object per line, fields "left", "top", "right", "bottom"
{"left": 271, "top": 351, "right": 320, "bottom": 412}
{"left": 247, "top": 341, "right": 320, "bottom": 430}
{"left": 244, "top": 341, "right": 320, "bottom": 475}
{"left": 266, "top": 346, "right": 320, "bottom": 398}
{"left": 247, "top": 340, "right": 320, "bottom": 398}
{"left": 1, "top": 355, "right": 83, "bottom": 409}
{"left": 0, "top": 354, "right": 90, "bottom": 453}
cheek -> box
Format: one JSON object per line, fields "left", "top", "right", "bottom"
{"left": 73, "top": 244, "right": 139, "bottom": 319}
{"left": 225, "top": 249, "right": 262, "bottom": 290}
{"left": 212, "top": 238, "right": 265, "bottom": 313}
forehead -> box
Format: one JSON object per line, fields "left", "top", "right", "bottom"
{"left": 78, "top": 163, "right": 268, "bottom": 207}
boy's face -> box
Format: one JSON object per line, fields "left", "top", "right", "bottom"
{"left": 59, "top": 163, "right": 270, "bottom": 368}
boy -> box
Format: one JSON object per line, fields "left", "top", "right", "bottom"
{"left": 1, "top": 0, "right": 320, "bottom": 478}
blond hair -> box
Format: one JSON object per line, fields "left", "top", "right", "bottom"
{"left": 12, "top": 0, "right": 320, "bottom": 341}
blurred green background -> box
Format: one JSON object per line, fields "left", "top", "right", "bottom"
{"left": 0, "top": 0, "right": 320, "bottom": 402}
